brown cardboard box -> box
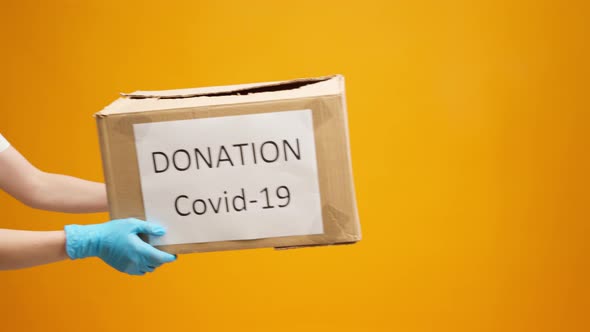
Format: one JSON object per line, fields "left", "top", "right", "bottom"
{"left": 95, "top": 75, "right": 361, "bottom": 254}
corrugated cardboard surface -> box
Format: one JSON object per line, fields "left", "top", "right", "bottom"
{"left": 96, "top": 84, "right": 361, "bottom": 254}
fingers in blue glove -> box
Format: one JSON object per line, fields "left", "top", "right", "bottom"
{"left": 65, "top": 218, "right": 177, "bottom": 276}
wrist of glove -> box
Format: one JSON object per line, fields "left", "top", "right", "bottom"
{"left": 64, "top": 218, "right": 176, "bottom": 276}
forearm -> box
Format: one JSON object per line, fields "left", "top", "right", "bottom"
{"left": 0, "top": 146, "right": 108, "bottom": 214}
{"left": 32, "top": 172, "right": 108, "bottom": 213}
{"left": 0, "top": 229, "right": 69, "bottom": 270}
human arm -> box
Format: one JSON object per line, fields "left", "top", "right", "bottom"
{"left": 0, "top": 136, "right": 175, "bottom": 274}
{"left": 0, "top": 145, "right": 107, "bottom": 213}
{"left": 0, "top": 219, "right": 176, "bottom": 274}
{"left": 0, "top": 229, "right": 68, "bottom": 270}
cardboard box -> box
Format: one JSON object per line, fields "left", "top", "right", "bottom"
{"left": 95, "top": 75, "right": 361, "bottom": 254}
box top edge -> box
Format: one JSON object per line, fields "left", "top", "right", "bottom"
{"left": 95, "top": 74, "right": 344, "bottom": 117}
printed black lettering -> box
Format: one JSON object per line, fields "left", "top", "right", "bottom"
{"left": 192, "top": 199, "right": 207, "bottom": 215}
{"left": 152, "top": 152, "right": 169, "bottom": 173}
{"left": 251, "top": 142, "right": 258, "bottom": 164}
{"left": 172, "top": 149, "right": 191, "bottom": 171}
{"left": 283, "top": 138, "right": 301, "bottom": 161}
{"left": 208, "top": 197, "right": 222, "bottom": 213}
{"left": 224, "top": 191, "right": 230, "bottom": 212}
{"left": 216, "top": 145, "right": 234, "bottom": 167}
{"left": 174, "top": 195, "right": 190, "bottom": 216}
{"left": 261, "top": 141, "right": 279, "bottom": 163}
{"left": 232, "top": 143, "right": 248, "bottom": 165}
{"left": 149, "top": 138, "right": 304, "bottom": 175}
{"left": 233, "top": 188, "right": 247, "bottom": 211}
{"left": 194, "top": 147, "right": 212, "bottom": 169}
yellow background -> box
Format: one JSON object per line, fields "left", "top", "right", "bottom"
{"left": 0, "top": 1, "right": 588, "bottom": 331}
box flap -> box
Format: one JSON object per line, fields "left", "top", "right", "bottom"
{"left": 96, "top": 75, "right": 344, "bottom": 117}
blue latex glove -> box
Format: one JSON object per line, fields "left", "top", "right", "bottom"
{"left": 64, "top": 218, "right": 176, "bottom": 275}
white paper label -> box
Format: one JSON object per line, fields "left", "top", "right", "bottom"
{"left": 133, "top": 109, "right": 324, "bottom": 245}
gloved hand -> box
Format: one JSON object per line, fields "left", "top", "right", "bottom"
{"left": 64, "top": 218, "right": 176, "bottom": 275}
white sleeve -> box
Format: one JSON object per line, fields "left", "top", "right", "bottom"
{"left": 0, "top": 133, "right": 10, "bottom": 153}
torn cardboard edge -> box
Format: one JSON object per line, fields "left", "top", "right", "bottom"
{"left": 122, "top": 76, "right": 332, "bottom": 99}
{"left": 95, "top": 75, "right": 344, "bottom": 117}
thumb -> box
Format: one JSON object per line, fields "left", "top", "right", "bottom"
{"left": 137, "top": 240, "right": 177, "bottom": 265}
{"left": 131, "top": 220, "right": 167, "bottom": 237}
